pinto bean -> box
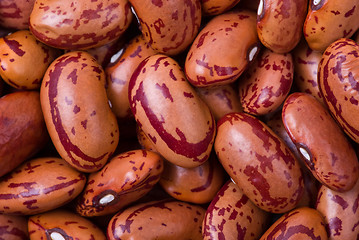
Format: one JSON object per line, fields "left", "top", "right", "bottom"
{"left": 107, "top": 199, "right": 205, "bottom": 240}
{"left": 0, "top": 0, "right": 36, "bottom": 30}
{"left": 129, "top": 54, "right": 215, "bottom": 168}
{"left": 304, "top": 0, "right": 359, "bottom": 52}
{"left": 29, "top": 0, "right": 133, "bottom": 50}
{"left": 76, "top": 149, "right": 163, "bottom": 217}
{"left": 256, "top": 0, "right": 308, "bottom": 53}
{"left": 40, "top": 51, "right": 119, "bottom": 172}
{"left": 0, "top": 157, "right": 86, "bottom": 215}
{"left": 215, "top": 112, "right": 304, "bottom": 213}
{"left": 185, "top": 9, "right": 260, "bottom": 87}
{"left": 203, "top": 180, "right": 269, "bottom": 240}
{"left": 0, "top": 214, "right": 29, "bottom": 240}
{"left": 318, "top": 38, "right": 359, "bottom": 143}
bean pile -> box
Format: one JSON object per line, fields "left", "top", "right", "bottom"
{"left": 0, "top": 0, "right": 359, "bottom": 239}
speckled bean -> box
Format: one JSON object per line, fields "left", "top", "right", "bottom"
{"left": 106, "top": 35, "right": 157, "bottom": 119}
{"left": 256, "top": 0, "right": 308, "bottom": 53}
{"left": 202, "top": 180, "right": 269, "bottom": 240}
{"left": 292, "top": 39, "right": 324, "bottom": 105}
{"left": 40, "top": 51, "right": 119, "bottom": 172}
{"left": 215, "top": 112, "right": 304, "bottom": 213}
{"left": 282, "top": 92, "right": 359, "bottom": 192}
{"left": 129, "top": 54, "right": 215, "bottom": 168}
{"left": 29, "top": 0, "right": 133, "bottom": 50}
{"left": 0, "top": 157, "right": 86, "bottom": 215}
{"left": 28, "top": 209, "right": 106, "bottom": 240}
{"left": 259, "top": 207, "right": 328, "bottom": 239}
{"left": 0, "top": 30, "right": 59, "bottom": 90}
{"left": 0, "top": 214, "right": 29, "bottom": 240}
{"left": 107, "top": 200, "right": 205, "bottom": 240}
{"left": 195, "top": 84, "right": 243, "bottom": 121}
{"left": 76, "top": 149, "right": 163, "bottom": 217}
{"left": 238, "top": 48, "right": 293, "bottom": 116}
{"left": 159, "top": 153, "right": 225, "bottom": 204}
{"left": 0, "top": 0, "right": 36, "bottom": 30}
{"left": 304, "top": 0, "right": 359, "bottom": 52}
{"left": 318, "top": 38, "right": 359, "bottom": 144}
{"left": 201, "top": 0, "right": 241, "bottom": 16}
{"left": 185, "top": 9, "right": 260, "bottom": 87}
{"left": 316, "top": 179, "right": 359, "bottom": 240}
{"left": 129, "top": 0, "right": 201, "bottom": 55}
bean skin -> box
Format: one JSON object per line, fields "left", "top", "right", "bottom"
{"left": 0, "top": 214, "right": 29, "bottom": 240}
{"left": 185, "top": 9, "right": 260, "bottom": 87}
{"left": 129, "top": 54, "right": 215, "bottom": 168}
{"left": 0, "top": 30, "right": 59, "bottom": 90}
{"left": 316, "top": 180, "right": 359, "bottom": 240}
{"left": 106, "top": 35, "right": 157, "bottom": 120}
{"left": 0, "top": 157, "right": 86, "bottom": 215}
{"left": 304, "top": 0, "right": 359, "bottom": 52}
{"left": 76, "top": 149, "right": 164, "bottom": 217}
{"left": 40, "top": 51, "right": 119, "bottom": 172}
{"left": 282, "top": 92, "right": 359, "bottom": 192}
{"left": 0, "top": 91, "right": 49, "bottom": 177}
{"left": 318, "top": 38, "right": 359, "bottom": 144}
{"left": 107, "top": 199, "right": 205, "bottom": 240}
{"left": 202, "top": 180, "right": 269, "bottom": 240}
{"left": 292, "top": 39, "right": 324, "bottom": 105}
{"left": 129, "top": 0, "right": 202, "bottom": 56}
{"left": 28, "top": 209, "right": 106, "bottom": 240}
{"left": 201, "top": 0, "right": 241, "bottom": 16}
{"left": 215, "top": 112, "right": 304, "bottom": 213}
{"left": 259, "top": 207, "right": 328, "bottom": 240}
{"left": 257, "top": 0, "right": 308, "bottom": 53}
{"left": 159, "top": 153, "right": 225, "bottom": 204}
{"left": 0, "top": 0, "right": 36, "bottom": 30}
{"left": 29, "top": 0, "right": 133, "bottom": 50}
{"left": 239, "top": 48, "right": 293, "bottom": 116}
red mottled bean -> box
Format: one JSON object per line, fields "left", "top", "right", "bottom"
{"left": 0, "top": 91, "right": 49, "bottom": 177}
{"left": 106, "top": 35, "right": 157, "bottom": 119}
{"left": 129, "top": 54, "right": 215, "bottom": 168}
{"left": 76, "top": 149, "right": 163, "bottom": 217}
{"left": 129, "top": 0, "right": 201, "bottom": 56}
{"left": 215, "top": 112, "right": 304, "bottom": 213}
{"left": 29, "top": 0, "right": 133, "bottom": 50}
{"left": 185, "top": 9, "right": 259, "bottom": 87}
{"left": 259, "top": 207, "right": 328, "bottom": 239}
{"left": 266, "top": 111, "right": 319, "bottom": 208}
{"left": 0, "top": 30, "right": 59, "bottom": 90}
{"left": 201, "top": 0, "right": 241, "bottom": 16}
{"left": 0, "top": 0, "right": 36, "bottom": 30}
{"left": 159, "top": 153, "right": 225, "bottom": 204}
{"left": 28, "top": 209, "right": 106, "bottom": 240}
{"left": 0, "top": 157, "right": 86, "bottom": 215}
{"left": 257, "top": 0, "right": 307, "bottom": 53}
{"left": 196, "top": 84, "right": 243, "bottom": 121}
{"left": 107, "top": 200, "right": 205, "bottom": 240}
{"left": 304, "top": 0, "right": 359, "bottom": 52}
{"left": 40, "top": 51, "right": 119, "bottom": 172}
{"left": 203, "top": 180, "right": 269, "bottom": 240}
{"left": 316, "top": 180, "right": 359, "bottom": 240}
{"left": 282, "top": 92, "right": 359, "bottom": 192}
{"left": 239, "top": 48, "right": 293, "bottom": 116}
{"left": 0, "top": 214, "right": 29, "bottom": 240}
{"left": 292, "top": 39, "right": 324, "bottom": 105}
{"left": 318, "top": 38, "right": 359, "bottom": 143}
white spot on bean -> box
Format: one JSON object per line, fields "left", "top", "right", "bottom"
{"left": 299, "top": 147, "right": 311, "bottom": 161}
{"left": 312, "top": 0, "right": 321, "bottom": 6}
{"left": 257, "top": 0, "right": 264, "bottom": 17}
{"left": 99, "top": 194, "right": 115, "bottom": 205}
{"left": 248, "top": 46, "right": 258, "bottom": 62}
{"left": 50, "top": 232, "right": 66, "bottom": 240}
{"left": 110, "top": 49, "right": 124, "bottom": 64}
